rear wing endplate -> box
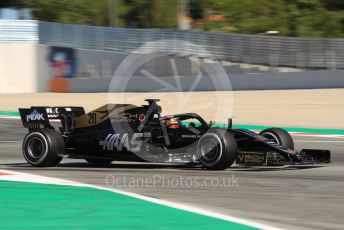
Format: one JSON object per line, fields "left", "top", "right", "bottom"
{"left": 18, "top": 106, "right": 85, "bottom": 129}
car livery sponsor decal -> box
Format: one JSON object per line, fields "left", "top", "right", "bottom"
{"left": 26, "top": 110, "right": 44, "bottom": 122}
{"left": 99, "top": 133, "right": 150, "bottom": 152}
{"left": 138, "top": 114, "right": 145, "bottom": 122}
{"left": 111, "top": 112, "right": 140, "bottom": 122}
{"left": 46, "top": 107, "right": 72, "bottom": 114}
{"left": 181, "top": 134, "right": 201, "bottom": 138}
{"left": 237, "top": 152, "right": 265, "bottom": 164}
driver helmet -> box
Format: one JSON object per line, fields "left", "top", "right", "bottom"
{"left": 164, "top": 117, "right": 180, "bottom": 128}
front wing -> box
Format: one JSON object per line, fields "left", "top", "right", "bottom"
{"left": 233, "top": 129, "right": 331, "bottom": 166}
{"left": 236, "top": 149, "right": 331, "bottom": 166}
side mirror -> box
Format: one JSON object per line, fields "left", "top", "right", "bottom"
{"left": 209, "top": 120, "right": 215, "bottom": 126}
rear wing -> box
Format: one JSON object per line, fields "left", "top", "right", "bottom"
{"left": 18, "top": 106, "right": 85, "bottom": 129}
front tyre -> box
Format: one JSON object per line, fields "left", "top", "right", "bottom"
{"left": 259, "top": 128, "right": 294, "bottom": 150}
{"left": 22, "top": 129, "right": 64, "bottom": 167}
{"left": 196, "top": 130, "right": 237, "bottom": 170}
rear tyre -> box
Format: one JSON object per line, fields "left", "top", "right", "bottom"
{"left": 259, "top": 128, "right": 294, "bottom": 150}
{"left": 22, "top": 129, "right": 64, "bottom": 167}
{"left": 196, "top": 130, "right": 237, "bottom": 170}
{"left": 85, "top": 158, "right": 113, "bottom": 165}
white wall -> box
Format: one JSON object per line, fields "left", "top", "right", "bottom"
{"left": 0, "top": 44, "right": 51, "bottom": 93}
{"left": 36, "top": 44, "right": 50, "bottom": 92}
{"left": 0, "top": 44, "right": 37, "bottom": 93}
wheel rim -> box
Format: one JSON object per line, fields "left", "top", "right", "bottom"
{"left": 27, "top": 137, "right": 45, "bottom": 159}
{"left": 261, "top": 132, "right": 280, "bottom": 145}
{"left": 200, "top": 138, "right": 220, "bottom": 162}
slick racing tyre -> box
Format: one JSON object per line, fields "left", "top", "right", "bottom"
{"left": 259, "top": 128, "right": 294, "bottom": 150}
{"left": 22, "top": 129, "right": 64, "bottom": 167}
{"left": 196, "top": 130, "right": 237, "bottom": 170}
{"left": 85, "top": 158, "right": 113, "bottom": 165}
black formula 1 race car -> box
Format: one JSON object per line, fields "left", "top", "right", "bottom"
{"left": 18, "top": 99, "right": 330, "bottom": 170}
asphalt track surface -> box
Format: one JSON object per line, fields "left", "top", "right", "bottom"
{"left": 1, "top": 118, "right": 344, "bottom": 230}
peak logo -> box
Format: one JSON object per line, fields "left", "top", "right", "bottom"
{"left": 26, "top": 110, "right": 45, "bottom": 122}
{"left": 99, "top": 133, "right": 150, "bottom": 153}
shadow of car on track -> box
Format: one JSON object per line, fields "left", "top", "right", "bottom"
{"left": 227, "top": 165, "right": 326, "bottom": 172}
{"left": 0, "top": 162, "right": 327, "bottom": 172}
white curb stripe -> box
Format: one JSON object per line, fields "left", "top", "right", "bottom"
{"left": 294, "top": 140, "right": 344, "bottom": 143}
{"left": 0, "top": 116, "right": 21, "bottom": 120}
{"left": 291, "top": 133, "right": 344, "bottom": 138}
{"left": 252, "top": 130, "right": 344, "bottom": 138}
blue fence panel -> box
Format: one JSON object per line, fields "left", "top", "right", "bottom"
{"left": 1, "top": 20, "right": 344, "bottom": 68}
{"left": 0, "top": 19, "right": 38, "bottom": 43}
